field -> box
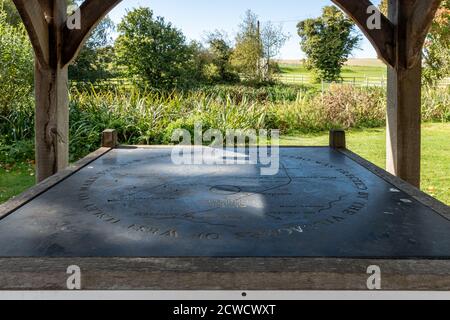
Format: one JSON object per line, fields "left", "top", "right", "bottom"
{"left": 1, "top": 123, "right": 449, "bottom": 206}
{"left": 277, "top": 59, "right": 388, "bottom": 85}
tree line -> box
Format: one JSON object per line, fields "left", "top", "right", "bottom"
{"left": 1, "top": 0, "right": 448, "bottom": 89}
{"left": 111, "top": 8, "right": 290, "bottom": 88}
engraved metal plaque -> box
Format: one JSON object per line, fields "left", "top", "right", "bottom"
{"left": 0, "top": 147, "right": 449, "bottom": 257}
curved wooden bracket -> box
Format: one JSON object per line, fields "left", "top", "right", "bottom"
{"left": 12, "top": 0, "right": 50, "bottom": 68}
{"left": 331, "top": 0, "right": 396, "bottom": 68}
{"left": 37, "top": 0, "right": 53, "bottom": 20}
{"left": 61, "top": 0, "right": 122, "bottom": 66}
{"left": 407, "top": 0, "right": 442, "bottom": 68}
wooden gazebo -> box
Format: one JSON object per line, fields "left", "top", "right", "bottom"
{"left": 11, "top": 0, "right": 443, "bottom": 188}
{"left": 1, "top": 0, "right": 448, "bottom": 292}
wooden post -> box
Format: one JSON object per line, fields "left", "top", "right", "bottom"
{"left": 332, "top": 0, "right": 441, "bottom": 188}
{"left": 330, "top": 130, "right": 346, "bottom": 149}
{"left": 34, "top": 63, "right": 70, "bottom": 182}
{"left": 33, "top": 1, "right": 69, "bottom": 182}
{"left": 102, "top": 129, "right": 118, "bottom": 148}
{"left": 13, "top": 0, "right": 440, "bottom": 187}
{"left": 386, "top": 63, "right": 422, "bottom": 188}
{"left": 13, "top": 0, "right": 122, "bottom": 182}
{"left": 385, "top": 0, "right": 441, "bottom": 188}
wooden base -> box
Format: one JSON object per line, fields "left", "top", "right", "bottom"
{"left": 0, "top": 258, "right": 449, "bottom": 290}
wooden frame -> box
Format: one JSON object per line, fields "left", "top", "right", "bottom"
{"left": 11, "top": 0, "right": 121, "bottom": 182}
{"left": 0, "top": 130, "right": 449, "bottom": 291}
{"left": 1, "top": 257, "right": 450, "bottom": 290}
{"left": 10, "top": 0, "right": 443, "bottom": 188}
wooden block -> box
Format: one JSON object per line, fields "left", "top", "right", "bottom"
{"left": 102, "top": 129, "right": 118, "bottom": 148}
{"left": 329, "top": 130, "right": 346, "bottom": 149}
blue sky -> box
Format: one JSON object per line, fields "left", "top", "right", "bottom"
{"left": 107, "top": 0, "right": 382, "bottom": 60}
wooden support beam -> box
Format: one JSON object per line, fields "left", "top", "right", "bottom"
{"left": 62, "top": 0, "right": 122, "bottom": 66}
{"left": 331, "top": 0, "right": 396, "bottom": 67}
{"left": 331, "top": 0, "right": 442, "bottom": 188}
{"left": 407, "top": 0, "right": 442, "bottom": 68}
{"left": 386, "top": 63, "right": 422, "bottom": 188}
{"left": 12, "top": 0, "right": 440, "bottom": 187}
{"left": 12, "top": 0, "right": 50, "bottom": 68}
{"left": 13, "top": 0, "right": 122, "bottom": 182}
{"left": 33, "top": 0, "right": 69, "bottom": 182}
{"left": 385, "top": 0, "right": 441, "bottom": 188}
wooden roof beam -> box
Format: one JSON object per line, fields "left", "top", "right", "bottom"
{"left": 331, "top": 0, "right": 396, "bottom": 68}
{"left": 12, "top": 0, "right": 50, "bottom": 68}
{"left": 62, "top": 0, "right": 122, "bottom": 66}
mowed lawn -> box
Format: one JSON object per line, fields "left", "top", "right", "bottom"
{"left": 0, "top": 123, "right": 449, "bottom": 205}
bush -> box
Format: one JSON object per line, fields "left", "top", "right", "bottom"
{"left": 0, "top": 12, "right": 33, "bottom": 116}
{"left": 316, "top": 85, "right": 386, "bottom": 129}
{"left": 0, "top": 139, "right": 34, "bottom": 164}
{"left": 422, "top": 86, "right": 450, "bottom": 122}
{"left": 1, "top": 82, "right": 448, "bottom": 165}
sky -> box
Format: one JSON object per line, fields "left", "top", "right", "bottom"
{"left": 107, "top": 0, "right": 382, "bottom": 60}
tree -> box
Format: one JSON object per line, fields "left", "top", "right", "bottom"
{"left": 423, "top": 0, "right": 450, "bottom": 84}
{"left": 297, "top": 6, "right": 360, "bottom": 82}
{"left": 0, "top": 9, "right": 33, "bottom": 115}
{"left": 231, "top": 10, "right": 263, "bottom": 83}
{"left": 115, "top": 7, "right": 195, "bottom": 89}
{"left": 187, "top": 40, "right": 212, "bottom": 84}
{"left": 0, "top": 0, "right": 21, "bottom": 27}
{"left": 205, "top": 30, "right": 238, "bottom": 83}
{"left": 379, "top": 0, "right": 388, "bottom": 16}
{"left": 261, "top": 22, "right": 289, "bottom": 80}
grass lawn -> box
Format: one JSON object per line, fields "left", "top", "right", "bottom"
{"left": 0, "top": 123, "right": 448, "bottom": 206}
{"left": 0, "top": 161, "right": 35, "bottom": 204}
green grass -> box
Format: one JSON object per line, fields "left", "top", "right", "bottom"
{"left": 0, "top": 161, "right": 35, "bottom": 204}
{"left": 1, "top": 123, "right": 448, "bottom": 206}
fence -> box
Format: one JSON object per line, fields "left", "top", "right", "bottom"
{"left": 70, "top": 76, "right": 450, "bottom": 90}
{"left": 276, "top": 74, "right": 450, "bottom": 88}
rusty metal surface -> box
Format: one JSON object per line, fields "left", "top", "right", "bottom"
{"left": 0, "top": 147, "right": 449, "bottom": 258}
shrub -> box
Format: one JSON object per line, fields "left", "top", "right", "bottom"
{"left": 316, "top": 85, "right": 386, "bottom": 129}
{"left": 0, "top": 139, "right": 34, "bottom": 164}
{"left": 0, "top": 12, "right": 33, "bottom": 116}
{"left": 422, "top": 86, "right": 450, "bottom": 122}
{"left": 1, "top": 82, "right": 448, "bottom": 165}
